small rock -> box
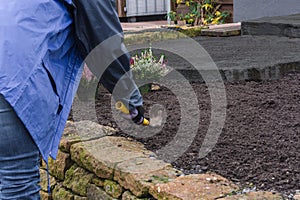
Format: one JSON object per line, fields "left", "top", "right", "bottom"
{"left": 40, "top": 190, "right": 50, "bottom": 200}
{"left": 220, "top": 191, "right": 283, "bottom": 200}
{"left": 52, "top": 184, "right": 74, "bottom": 200}
{"left": 63, "top": 164, "right": 94, "bottom": 196}
{"left": 48, "top": 150, "right": 73, "bottom": 181}
{"left": 103, "top": 180, "right": 123, "bottom": 199}
{"left": 74, "top": 196, "right": 87, "bottom": 200}
{"left": 87, "top": 184, "right": 116, "bottom": 200}
{"left": 122, "top": 191, "right": 149, "bottom": 200}
{"left": 294, "top": 194, "right": 300, "bottom": 200}
{"left": 92, "top": 177, "right": 105, "bottom": 187}
{"left": 39, "top": 169, "right": 57, "bottom": 192}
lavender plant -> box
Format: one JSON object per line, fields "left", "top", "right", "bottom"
{"left": 130, "top": 48, "right": 169, "bottom": 81}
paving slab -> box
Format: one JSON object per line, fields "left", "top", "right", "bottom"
{"left": 70, "top": 136, "right": 155, "bottom": 179}
{"left": 114, "top": 158, "right": 179, "bottom": 197}
{"left": 220, "top": 191, "right": 283, "bottom": 200}
{"left": 201, "top": 23, "right": 241, "bottom": 37}
{"left": 294, "top": 194, "right": 300, "bottom": 200}
{"left": 60, "top": 120, "right": 115, "bottom": 153}
{"left": 126, "top": 35, "right": 300, "bottom": 82}
{"left": 242, "top": 14, "right": 300, "bottom": 38}
{"left": 149, "top": 173, "right": 239, "bottom": 200}
{"left": 121, "top": 21, "right": 167, "bottom": 32}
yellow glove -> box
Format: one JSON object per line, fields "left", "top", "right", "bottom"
{"left": 115, "top": 101, "right": 150, "bottom": 126}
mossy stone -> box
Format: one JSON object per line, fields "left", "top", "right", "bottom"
{"left": 52, "top": 184, "right": 74, "bottom": 200}
{"left": 63, "top": 164, "right": 94, "bottom": 196}
{"left": 103, "top": 180, "right": 123, "bottom": 199}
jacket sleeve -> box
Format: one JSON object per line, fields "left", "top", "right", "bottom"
{"left": 72, "top": 0, "right": 142, "bottom": 108}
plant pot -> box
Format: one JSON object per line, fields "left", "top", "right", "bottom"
{"left": 170, "top": 20, "right": 178, "bottom": 25}
{"left": 177, "top": 20, "right": 186, "bottom": 26}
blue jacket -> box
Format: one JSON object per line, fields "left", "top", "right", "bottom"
{"left": 0, "top": 0, "right": 142, "bottom": 161}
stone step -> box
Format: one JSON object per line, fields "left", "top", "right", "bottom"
{"left": 126, "top": 33, "right": 300, "bottom": 84}
{"left": 167, "top": 61, "right": 300, "bottom": 82}
{"left": 220, "top": 191, "right": 283, "bottom": 200}
{"left": 201, "top": 23, "right": 241, "bottom": 37}
{"left": 149, "top": 173, "right": 239, "bottom": 200}
{"left": 242, "top": 14, "right": 300, "bottom": 38}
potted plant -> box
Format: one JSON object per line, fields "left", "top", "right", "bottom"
{"left": 171, "top": 0, "right": 229, "bottom": 26}
{"left": 130, "top": 48, "right": 170, "bottom": 95}
{"left": 167, "top": 11, "right": 178, "bottom": 24}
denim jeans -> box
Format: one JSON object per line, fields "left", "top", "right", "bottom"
{"left": 0, "top": 95, "right": 40, "bottom": 199}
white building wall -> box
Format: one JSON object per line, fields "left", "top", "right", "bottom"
{"left": 234, "top": 0, "right": 300, "bottom": 22}
{"left": 126, "top": 0, "right": 168, "bottom": 17}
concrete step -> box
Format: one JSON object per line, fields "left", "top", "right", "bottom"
{"left": 242, "top": 14, "right": 300, "bottom": 38}
{"left": 145, "top": 35, "right": 300, "bottom": 82}
{"left": 201, "top": 23, "right": 241, "bottom": 37}
{"left": 173, "top": 61, "right": 300, "bottom": 82}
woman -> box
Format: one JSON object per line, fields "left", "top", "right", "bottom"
{"left": 0, "top": 0, "right": 145, "bottom": 198}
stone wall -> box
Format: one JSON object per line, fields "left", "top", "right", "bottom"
{"left": 40, "top": 120, "right": 283, "bottom": 200}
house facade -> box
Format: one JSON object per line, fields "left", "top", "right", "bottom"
{"left": 116, "top": 0, "right": 300, "bottom": 23}
{"left": 116, "top": 0, "right": 234, "bottom": 22}
{"left": 116, "top": 0, "right": 172, "bottom": 19}
{"left": 234, "top": 0, "right": 300, "bottom": 22}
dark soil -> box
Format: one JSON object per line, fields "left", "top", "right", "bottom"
{"left": 85, "top": 72, "right": 300, "bottom": 197}
{"left": 69, "top": 35, "right": 300, "bottom": 198}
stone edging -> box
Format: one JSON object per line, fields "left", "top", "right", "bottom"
{"left": 40, "top": 120, "right": 284, "bottom": 200}
{"left": 124, "top": 24, "right": 241, "bottom": 45}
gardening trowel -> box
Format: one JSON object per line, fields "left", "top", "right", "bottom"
{"left": 115, "top": 101, "right": 164, "bottom": 127}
